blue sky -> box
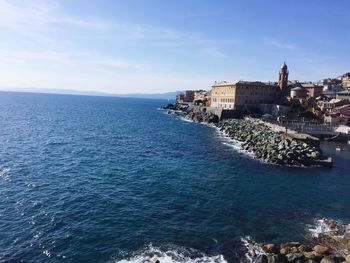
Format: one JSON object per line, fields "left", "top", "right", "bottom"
{"left": 0, "top": 0, "right": 349, "bottom": 94}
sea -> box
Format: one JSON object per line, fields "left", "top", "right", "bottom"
{"left": 0, "top": 91, "right": 349, "bottom": 263}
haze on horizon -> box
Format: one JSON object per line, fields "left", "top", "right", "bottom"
{"left": 0, "top": 0, "right": 349, "bottom": 94}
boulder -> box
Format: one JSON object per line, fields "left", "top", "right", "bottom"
{"left": 314, "top": 245, "right": 329, "bottom": 255}
{"left": 299, "top": 245, "right": 312, "bottom": 253}
{"left": 286, "top": 252, "right": 304, "bottom": 262}
{"left": 320, "top": 256, "right": 335, "bottom": 263}
{"left": 259, "top": 254, "right": 269, "bottom": 263}
{"left": 303, "top": 251, "right": 316, "bottom": 259}
{"left": 263, "top": 243, "right": 278, "bottom": 254}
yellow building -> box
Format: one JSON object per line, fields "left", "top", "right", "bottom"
{"left": 211, "top": 81, "right": 278, "bottom": 110}
{"left": 193, "top": 90, "right": 211, "bottom": 106}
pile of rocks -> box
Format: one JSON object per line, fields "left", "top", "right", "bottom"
{"left": 244, "top": 219, "right": 350, "bottom": 263}
{"left": 162, "top": 103, "right": 189, "bottom": 111}
{"left": 256, "top": 242, "right": 349, "bottom": 263}
{"left": 216, "top": 119, "right": 322, "bottom": 166}
{"left": 185, "top": 108, "right": 219, "bottom": 123}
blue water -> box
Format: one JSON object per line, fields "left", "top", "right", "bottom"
{"left": 0, "top": 92, "right": 349, "bottom": 263}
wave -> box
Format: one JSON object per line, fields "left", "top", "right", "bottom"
{"left": 113, "top": 244, "right": 227, "bottom": 263}
{"left": 240, "top": 237, "right": 266, "bottom": 263}
{"left": 213, "top": 126, "right": 255, "bottom": 159}
{"left": 307, "top": 217, "right": 349, "bottom": 238}
{"left": 308, "top": 218, "right": 335, "bottom": 238}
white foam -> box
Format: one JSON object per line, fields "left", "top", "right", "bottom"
{"left": 114, "top": 244, "right": 227, "bottom": 263}
{"left": 241, "top": 237, "right": 266, "bottom": 263}
{"left": 308, "top": 219, "right": 333, "bottom": 238}
{"left": 43, "top": 250, "right": 51, "bottom": 258}
{"left": 0, "top": 168, "right": 11, "bottom": 182}
{"left": 180, "top": 117, "right": 194, "bottom": 123}
{"left": 214, "top": 128, "right": 255, "bottom": 159}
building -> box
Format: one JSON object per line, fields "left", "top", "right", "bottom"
{"left": 339, "top": 104, "right": 350, "bottom": 125}
{"left": 290, "top": 86, "right": 307, "bottom": 100}
{"left": 278, "top": 62, "right": 289, "bottom": 90}
{"left": 289, "top": 82, "right": 322, "bottom": 100}
{"left": 211, "top": 81, "right": 278, "bottom": 110}
{"left": 303, "top": 83, "right": 323, "bottom": 98}
{"left": 338, "top": 73, "right": 350, "bottom": 88}
{"left": 193, "top": 90, "right": 211, "bottom": 107}
{"left": 317, "top": 98, "right": 349, "bottom": 111}
{"left": 176, "top": 93, "right": 185, "bottom": 103}
{"left": 336, "top": 90, "right": 350, "bottom": 100}
{"left": 176, "top": 90, "right": 195, "bottom": 103}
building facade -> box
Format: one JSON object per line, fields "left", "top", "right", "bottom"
{"left": 211, "top": 81, "right": 278, "bottom": 110}
{"left": 336, "top": 90, "right": 350, "bottom": 100}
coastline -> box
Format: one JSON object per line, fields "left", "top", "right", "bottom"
{"left": 164, "top": 104, "right": 332, "bottom": 167}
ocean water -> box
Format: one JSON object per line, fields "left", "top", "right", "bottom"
{"left": 0, "top": 91, "right": 349, "bottom": 263}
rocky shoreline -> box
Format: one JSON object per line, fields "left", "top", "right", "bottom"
{"left": 244, "top": 219, "right": 350, "bottom": 263}
{"left": 217, "top": 119, "right": 324, "bottom": 166}
{"left": 163, "top": 104, "right": 329, "bottom": 167}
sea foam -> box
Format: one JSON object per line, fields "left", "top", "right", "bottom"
{"left": 114, "top": 244, "right": 227, "bottom": 263}
{"left": 0, "top": 168, "right": 11, "bottom": 182}
{"left": 308, "top": 218, "right": 334, "bottom": 238}
{"left": 240, "top": 237, "right": 266, "bottom": 263}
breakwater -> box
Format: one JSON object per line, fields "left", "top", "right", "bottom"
{"left": 216, "top": 120, "right": 325, "bottom": 166}
{"left": 165, "top": 104, "right": 329, "bottom": 167}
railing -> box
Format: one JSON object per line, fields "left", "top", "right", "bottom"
{"left": 266, "top": 119, "right": 337, "bottom": 135}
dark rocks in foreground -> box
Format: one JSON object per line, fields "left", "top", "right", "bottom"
{"left": 244, "top": 219, "right": 350, "bottom": 263}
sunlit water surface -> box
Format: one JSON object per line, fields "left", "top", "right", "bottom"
{"left": 0, "top": 92, "right": 349, "bottom": 262}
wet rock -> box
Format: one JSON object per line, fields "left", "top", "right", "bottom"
{"left": 263, "top": 244, "right": 278, "bottom": 254}
{"left": 286, "top": 252, "right": 304, "bottom": 262}
{"left": 314, "top": 245, "right": 329, "bottom": 255}
{"left": 299, "top": 245, "right": 313, "bottom": 253}
{"left": 303, "top": 252, "right": 316, "bottom": 260}
{"left": 260, "top": 254, "right": 269, "bottom": 263}
{"left": 320, "top": 256, "right": 335, "bottom": 263}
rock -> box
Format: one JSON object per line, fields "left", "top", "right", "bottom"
{"left": 303, "top": 252, "right": 316, "bottom": 259}
{"left": 314, "top": 245, "right": 329, "bottom": 255}
{"left": 263, "top": 243, "right": 278, "bottom": 254}
{"left": 331, "top": 255, "right": 346, "bottom": 263}
{"left": 260, "top": 254, "right": 269, "bottom": 263}
{"left": 268, "top": 254, "right": 286, "bottom": 263}
{"left": 320, "top": 256, "right": 335, "bottom": 263}
{"left": 286, "top": 252, "right": 304, "bottom": 262}
{"left": 299, "top": 245, "right": 312, "bottom": 253}
{"left": 346, "top": 255, "right": 350, "bottom": 263}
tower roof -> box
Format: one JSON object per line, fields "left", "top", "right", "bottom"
{"left": 281, "top": 61, "right": 287, "bottom": 70}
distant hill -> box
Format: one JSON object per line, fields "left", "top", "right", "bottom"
{"left": 117, "top": 92, "right": 179, "bottom": 100}
{"left": 0, "top": 87, "right": 180, "bottom": 100}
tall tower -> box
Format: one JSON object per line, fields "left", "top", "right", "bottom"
{"left": 278, "top": 61, "right": 289, "bottom": 90}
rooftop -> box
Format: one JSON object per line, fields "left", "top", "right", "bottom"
{"left": 337, "top": 90, "right": 350, "bottom": 95}
{"left": 212, "top": 80, "right": 276, "bottom": 87}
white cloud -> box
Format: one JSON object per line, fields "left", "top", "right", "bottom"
{"left": 0, "top": 49, "right": 148, "bottom": 71}
{"left": 201, "top": 47, "right": 228, "bottom": 59}
{"left": 264, "top": 38, "right": 296, "bottom": 50}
